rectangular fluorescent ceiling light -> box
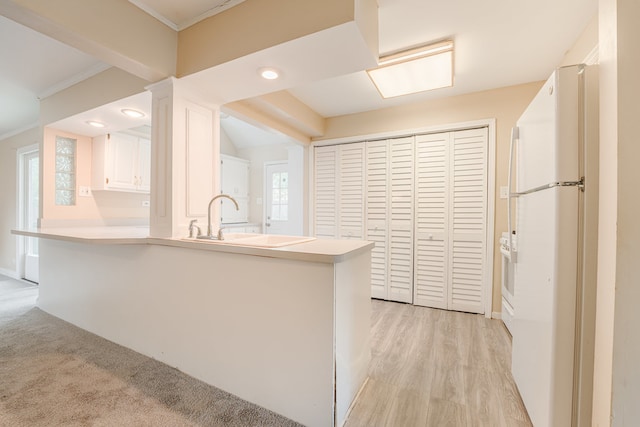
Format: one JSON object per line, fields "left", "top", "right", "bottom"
{"left": 367, "top": 40, "right": 453, "bottom": 98}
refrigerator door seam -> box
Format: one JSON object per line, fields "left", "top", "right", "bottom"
{"left": 506, "top": 126, "right": 519, "bottom": 262}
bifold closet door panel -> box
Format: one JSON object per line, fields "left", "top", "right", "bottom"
{"left": 388, "top": 137, "right": 414, "bottom": 303}
{"left": 314, "top": 146, "right": 339, "bottom": 238}
{"left": 366, "top": 141, "right": 389, "bottom": 299}
{"left": 414, "top": 132, "right": 449, "bottom": 309}
{"left": 448, "top": 128, "right": 487, "bottom": 314}
{"left": 414, "top": 128, "right": 487, "bottom": 314}
{"left": 339, "top": 143, "right": 365, "bottom": 240}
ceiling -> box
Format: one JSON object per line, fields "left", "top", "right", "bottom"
{"left": 0, "top": 0, "right": 598, "bottom": 145}
{"left": 127, "top": 0, "right": 246, "bottom": 30}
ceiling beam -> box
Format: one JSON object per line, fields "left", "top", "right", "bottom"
{"left": 0, "top": 0, "right": 177, "bottom": 82}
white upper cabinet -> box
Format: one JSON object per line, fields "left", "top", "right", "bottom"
{"left": 92, "top": 132, "right": 150, "bottom": 193}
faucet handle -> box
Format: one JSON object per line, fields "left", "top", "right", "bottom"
{"left": 188, "top": 219, "right": 201, "bottom": 238}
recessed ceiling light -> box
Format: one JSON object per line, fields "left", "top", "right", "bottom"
{"left": 86, "top": 120, "right": 106, "bottom": 128}
{"left": 121, "top": 108, "right": 145, "bottom": 118}
{"left": 259, "top": 67, "right": 280, "bottom": 80}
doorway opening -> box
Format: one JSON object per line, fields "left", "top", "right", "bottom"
{"left": 17, "top": 144, "right": 39, "bottom": 283}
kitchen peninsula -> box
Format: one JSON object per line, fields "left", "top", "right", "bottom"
{"left": 13, "top": 226, "right": 373, "bottom": 427}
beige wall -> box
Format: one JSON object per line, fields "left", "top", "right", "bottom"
{"left": 593, "top": 0, "right": 640, "bottom": 425}
{"left": 42, "top": 128, "right": 94, "bottom": 220}
{"left": 0, "top": 127, "right": 39, "bottom": 275}
{"left": 42, "top": 127, "right": 149, "bottom": 223}
{"left": 318, "top": 82, "right": 542, "bottom": 313}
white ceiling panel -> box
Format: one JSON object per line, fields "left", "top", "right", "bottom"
{"left": 1, "top": 0, "right": 598, "bottom": 143}
{"left": 0, "top": 15, "right": 107, "bottom": 140}
{"left": 128, "top": 0, "right": 246, "bottom": 30}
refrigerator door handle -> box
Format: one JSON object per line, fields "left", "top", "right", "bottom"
{"left": 511, "top": 178, "right": 585, "bottom": 197}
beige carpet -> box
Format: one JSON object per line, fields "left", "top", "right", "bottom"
{"left": 0, "top": 275, "right": 302, "bottom": 426}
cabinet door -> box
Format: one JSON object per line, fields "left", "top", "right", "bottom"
{"left": 388, "top": 137, "right": 414, "bottom": 303}
{"left": 221, "top": 155, "right": 249, "bottom": 198}
{"left": 109, "top": 133, "right": 138, "bottom": 191}
{"left": 338, "top": 143, "right": 365, "bottom": 239}
{"left": 313, "top": 146, "right": 339, "bottom": 238}
{"left": 366, "top": 140, "right": 389, "bottom": 299}
{"left": 414, "top": 132, "right": 450, "bottom": 309}
{"left": 448, "top": 128, "right": 487, "bottom": 314}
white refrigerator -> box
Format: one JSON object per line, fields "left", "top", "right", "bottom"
{"left": 508, "top": 64, "right": 599, "bottom": 427}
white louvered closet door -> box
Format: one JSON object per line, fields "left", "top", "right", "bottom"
{"left": 339, "top": 143, "right": 365, "bottom": 239}
{"left": 366, "top": 140, "right": 389, "bottom": 299}
{"left": 414, "top": 133, "right": 450, "bottom": 309}
{"left": 314, "top": 145, "right": 339, "bottom": 238}
{"left": 388, "top": 137, "right": 414, "bottom": 303}
{"left": 448, "top": 128, "right": 487, "bottom": 313}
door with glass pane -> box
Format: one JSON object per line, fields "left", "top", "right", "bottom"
{"left": 19, "top": 146, "right": 39, "bottom": 283}
{"left": 264, "top": 162, "right": 293, "bottom": 235}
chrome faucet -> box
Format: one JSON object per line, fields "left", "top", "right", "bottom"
{"left": 188, "top": 219, "right": 202, "bottom": 238}
{"left": 203, "top": 194, "right": 239, "bottom": 240}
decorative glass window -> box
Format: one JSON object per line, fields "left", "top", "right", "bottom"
{"left": 55, "top": 136, "right": 76, "bottom": 206}
{"left": 271, "top": 172, "right": 288, "bottom": 220}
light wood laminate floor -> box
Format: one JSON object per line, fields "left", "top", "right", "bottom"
{"left": 345, "top": 300, "right": 532, "bottom": 427}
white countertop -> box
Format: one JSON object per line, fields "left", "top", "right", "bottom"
{"left": 12, "top": 227, "right": 373, "bottom": 264}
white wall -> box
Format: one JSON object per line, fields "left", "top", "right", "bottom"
{"left": 220, "top": 126, "right": 238, "bottom": 157}
{"left": 0, "top": 127, "right": 39, "bottom": 275}
{"left": 237, "top": 144, "right": 289, "bottom": 225}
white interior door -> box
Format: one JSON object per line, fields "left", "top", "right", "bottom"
{"left": 264, "top": 162, "right": 294, "bottom": 235}
{"left": 18, "top": 146, "right": 39, "bottom": 283}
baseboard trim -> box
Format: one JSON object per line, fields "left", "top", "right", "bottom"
{"left": 338, "top": 376, "right": 369, "bottom": 427}
{"left": 0, "top": 267, "right": 19, "bottom": 279}
{"left": 491, "top": 311, "right": 502, "bottom": 320}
